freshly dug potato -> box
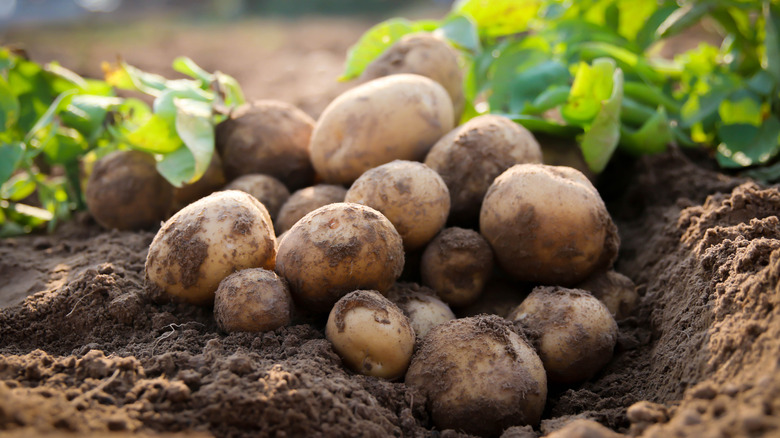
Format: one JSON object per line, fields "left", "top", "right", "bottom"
{"left": 225, "top": 174, "right": 291, "bottom": 219}
{"left": 86, "top": 150, "right": 172, "bottom": 230}
{"left": 275, "top": 184, "right": 347, "bottom": 235}
{"left": 457, "top": 276, "right": 529, "bottom": 319}
{"left": 345, "top": 160, "right": 450, "bottom": 251}
{"left": 508, "top": 286, "right": 618, "bottom": 384}
{"left": 425, "top": 114, "right": 542, "bottom": 224}
{"left": 326, "top": 290, "right": 415, "bottom": 379}
{"left": 577, "top": 270, "right": 639, "bottom": 320}
{"left": 214, "top": 268, "right": 292, "bottom": 333}
{"left": 171, "top": 151, "right": 227, "bottom": 212}
{"left": 405, "top": 315, "right": 547, "bottom": 436}
{"left": 216, "top": 100, "right": 315, "bottom": 190}
{"left": 275, "top": 202, "right": 404, "bottom": 312}
{"left": 480, "top": 164, "right": 619, "bottom": 286}
{"left": 420, "top": 227, "right": 493, "bottom": 307}
{"left": 386, "top": 282, "right": 455, "bottom": 339}
{"left": 361, "top": 33, "right": 464, "bottom": 122}
{"left": 310, "top": 74, "right": 454, "bottom": 184}
{"left": 145, "top": 190, "right": 277, "bottom": 305}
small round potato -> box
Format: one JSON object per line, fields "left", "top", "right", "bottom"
{"left": 145, "top": 190, "right": 277, "bottom": 305}
{"left": 216, "top": 100, "right": 315, "bottom": 190}
{"left": 214, "top": 268, "right": 292, "bottom": 333}
{"left": 508, "top": 286, "right": 618, "bottom": 384}
{"left": 345, "top": 160, "right": 450, "bottom": 251}
{"left": 326, "top": 290, "right": 415, "bottom": 379}
{"left": 577, "top": 270, "right": 639, "bottom": 320}
{"left": 310, "top": 74, "right": 454, "bottom": 184}
{"left": 225, "top": 174, "right": 291, "bottom": 219}
{"left": 425, "top": 114, "right": 542, "bottom": 224}
{"left": 275, "top": 184, "right": 347, "bottom": 235}
{"left": 405, "top": 315, "right": 547, "bottom": 435}
{"left": 275, "top": 202, "right": 404, "bottom": 312}
{"left": 171, "top": 151, "right": 227, "bottom": 213}
{"left": 480, "top": 164, "right": 619, "bottom": 286}
{"left": 457, "top": 276, "right": 529, "bottom": 319}
{"left": 420, "top": 227, "right": 493, "bottom": 307}
{"left": 386, "top": 282, "right": 455, "bottom": 339}
{"left": 86, "top": 150, "right": 172, "bottom": 230}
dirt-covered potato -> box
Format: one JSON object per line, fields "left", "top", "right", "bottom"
{"left": 361, "top": 33, "right": 464, "bottom": 122}
{"left": 86, "top": 150, "right": 172, "bottom": 230}
{"left": 405, "top": 315, "right": 547, "bottom": 435}
{"left": 145, "top": 190, "right": 277, "bottom": 305}
{"left": 310, "top": 74, "right": 454, "bottom": 184}
{"left": 275, "top": 184, "right": 347, "bottom": 235}
{"left": 386, "top": 282, "right": 455, "bottom": 339}
{"left": 275, "top": 202, "right": 404, "bottom": 312}
{"left": 214, "top": 268, "right": 292, "bottom": 333}
{"left": 345, "top": 160, "right": 450, "bottom": 251}
{"left": 225, "top": 174, "right": 291, "bottom": 219}
{"left": 171, "top": 151, "right": 227, "bottom": 213}
{"left": 508, "top": 286, "right": 618, "bottom": 384}
{"left": 420, "top": 227, "right": 493, "bottom": 307}
{"left": 424, "top": 114, "right": 542, "bottom": 224}
{"left": 457, "top": 276, "right": 529, "bottom": 319}
{"left": 326, "top": 290, "right": 415, "bottom": 379}
{"left": 480, "top": 164, "right": 619, "bottom": 286}
{"left": 216, "top": 100, "right": 315, "bottom": 190}
{"left": 577, "top": 270, "right": 639, "bottom": 320}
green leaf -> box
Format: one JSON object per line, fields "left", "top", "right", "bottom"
{"left": 623, "top": 81, "right": 681, "bottom": 114}
{"left": 742, "top": 160, "right": 780, "bottom": 183}
{"left": 619, "top": 107, "right": 672, "bottom": 156}
{"left": 635, "top": 5, "right": 678, "bottom": 49}
{"left": 437, "top": 14, "right": 481, "bottom": 53}
{"left": 488, "top": 41, "right": 552, "bottom": 112}
{"left": 562, "top": 59, "right": 616, "bottom": 125}
{"left": 747, "top": 70, "right": 776, "bottom": 96}
{"left": 680, "top": 90, "right": 729, "bottom": 129}
{"left": 656, "top": 2, "right": 713, "bottom": 38}
{"left": 340, "top": 18, "right": 419, "bottom": 81}
{"left": 1, "top": 172, "right": 36, "bottom": 201}
{"left": 526, "top": 85, "right": 571, "bottom": 114}
{"left": 575, "top": 41, "right": 664, "bottom": 83}
{"left": 126, "top": 115, "right": 182, "bottom": 154}
{"left": 620, "top": 96, "right": 658, "bottom": 127}
{"left": 0, "top": 142, "right": 24, "bottom": 185}
{"left": 105, "top": 61, "right": 169, "bottom": 96}
{"left": 716, "top": 117, "right": 780, "bottom": 168}
{"left": 153, "top": 85, "right": 212, "bottom": 122}
{"left": 579, "top": 65, "right": 624, "bottom": 173}
{"left": 718, "top": 96, "right": 763, "bottom": 126}
{"left": 614, "top": 0, "right": 660, "bottom": 43}
{"left": 157, "top": 146, "right": 195, "bottom": 188}
{"left": 24, "top": 89, "right": 78, "bottom": 145}
{"left": 174, "top": 98, "right": 215, "bottom": 184}
{"left": 501, "top": 113, "right": 584, "bottom": 138}
{"left": 173, "top": 56, "right": 213, "bottom": 83}
{"left": 42, "top": 129, "right": 87, "bottom": 164}
{"left": 214, "top": 72, "right": 246, "bottom": 109}
{"left": 59, "top": 95, "right": 122, "bottom": 141}
{"left": 508, "top": 60, "right": 570, "bottom": 114}
{"left": 0, "top": 75, "right": 20, "bottom": 131}
{"left": 454, "top": 0, "right": 543, "bottom": 38}
{"left": 764, "top": 1, "right": 780, "bottom": 85}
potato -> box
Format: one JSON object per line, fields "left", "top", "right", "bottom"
{"left": 457, "top": 276, "right": 529, "bottom": 319}
{"left": 480, "top": 164, "right": 619, "bottom": 286}
{"left": 405, "top": 315, "right": 547, "bottom": 435}
{"left": 425, "top": 114, "right": 542, "bottom": 224}
{"left": 216, "top": 100, "right": 315, "bottom": 190}
{"left": 577, "top": 270, "right": 639, "bottom": 320}
{"left": 361, "top": 33, "right": 464, "bottom": 122}
{"left": 145, "top": 190, "right": 277, "bottom": 305}
{"left": 508, "top": 286, "right": 618, "bottom": 384}
{"left": 345, "top": 160, "right": 450, "bottom": 251}
{"left": 170, "top": 151, "right": 227, "bottom": 212}
{"left": 310, "top": 74, "right": 454, "bottom": 184}
{"left": 326, "top": 290, "right": 415, "bottom": 379}
{"left": 86, "top": 150, "right": 172, "bottom": 230}
{"left": 275, "top": 202, "right": 404, "bottom": 312}
{"left": 214, "top": 268, "right": 292, "bottom": 333}
{"left": 420, "top": 227, "right": 493, "bottom": 307}
{"left": 224, "top": 174, "right": 291, "bottom": 219}
{"left": 275, "top": 184, "right": 347, "bottom": 235}
{"left": 386, "top": 282, "right": 455, "bottom": 339}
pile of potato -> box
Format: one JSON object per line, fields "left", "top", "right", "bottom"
{"left": 87, "top": 33, "right": 640, "bottom": 437}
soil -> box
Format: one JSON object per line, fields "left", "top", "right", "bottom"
{"left": 2, "top": 16, "right": 780, "bottom": 438}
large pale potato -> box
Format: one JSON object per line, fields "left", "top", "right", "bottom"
{"left": 275, "top": 184, "right": 347, "bottom": 235}
{"left": 310, "top": 74, "right": 454, "bottom": 184}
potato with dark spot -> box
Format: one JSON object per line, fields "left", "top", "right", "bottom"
{"left": 275, "top": 184, "right": 347, "bottom": 235}
{"left": 326, "top": 290, "right": 415, "bottom": 379}
{"left": 225, "top": 174, "right": 291, "bottom": 219}
{"left": 420, "top": 227, "right": 493, "bottom": 307}
{"left": 507, "top": 286, "right": 618, "bottom": 384}
{"left": 386, "top": 282, "right": 455, "bottom": 339}
{"left": 275, "top": 202, "right": 404, "bottom": 312}
{"left": 345, "top": 160, "right": 450, "bottom": 251}
{"left": 405, "top": 315, "right": 547, "bottom": 436}
{"left": 214, "top": 268, "right": 292, "bottom": 333}
{"left": 577, "top": 270, "right": 639, "bottom": 320}
{"left": 86, "top": 150, "right": 172, "bottom": 230}
{"left": 145, "top": 190, "right": 277, "bottom": 305}
{"left": 480, "top": 164, "right": 619, "bottom": 286}
{"left": 170, "top": 151, "right": 227, "bottom": 213}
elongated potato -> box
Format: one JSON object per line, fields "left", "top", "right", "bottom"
{"left": 310, "top": 74, "right": 454, "bottom": 184}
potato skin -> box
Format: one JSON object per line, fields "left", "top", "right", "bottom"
{"left": 171, "top": 151, "right": 226, "bottom": 213}
{"left": 275, "top": 184, "right": 347, "bottom": 235}
{"left": 386, "top": 282, "right": 455, "bottom": 339}
{"left": 577, "top": 270, "right": 639, "bottom": 320}
{"left": 275, "top": 202, "right": 404, "bottom": 313}
{"left": 225, "top": 174, "right": 291, "bottom": 219}
{"left": 145, "top": 190, "right": 277, "bottom": 305}
{"left": 86, "top": 150, "right": 172, "bottom": 230}
{"left": 214, "top": 268, "right": 292, "bottom": 333}
{"left": 326, "top": 290, "right": 415, "bottom": 379}
{"left": 405, "top": 315, "right": 547, "bottom": 435}
{"left": 310, "top": 74, "right": 454, "bottom": 184}
{"left": 479, "top": 164, "right": 619, "bottom": 286}
{"left": 345, "top": 160, "right": 450, "bottom": 251}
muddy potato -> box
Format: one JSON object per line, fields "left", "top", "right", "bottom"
{"left": 577, "top": 270, "right": 639, "bottom": 320}
{"left": 480, "top": 164, "right": 619, "bottom": 286}
{"left": 386, "top": 282, "right": 455, "bottom": 339}
{"left": 225, "top": 174, "right": 291, "bottom": 219}
{"left": 86, "top": 150, "right": 172, "bottom": 230}
{"left": 275, "top": 202, "right": 404, "bottom": 312}
{"left": 457, "top": 276, "right": 528, "bottom": 319}
{"left": 216, "top": 100, "right": 315, "bottom": 190}
{"left": 405, "top": 315, "right": 547, "bottom": 436}
{"left": 345, "top": 160, "right": 450, "bottom": 251}
{"left": 171, "top": 152, "right": 227, "bottom": 212}
{"left": 425, "top": 114, "right": 542, "bottom": 224}
{"left": 275, "top": 184, "right": 347, "bottom": 235}
{"left": 214, "top": 268, "right": 292, "bottom": 333}
{"left": 508, "top": 286, "right": 618, "bottom": 384}
{"left": 310, "top": 74, "right": 454, "bottom": 184}
{"left": 326, "top": 290, "right": 415, "bottom": 379}
{"left": 420, "top": 227, "right": 493, "bottom": 307}
{"left": 145, "top": 190, "right": 277, "bottom": 305}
